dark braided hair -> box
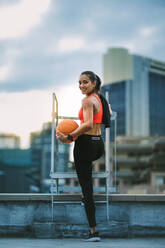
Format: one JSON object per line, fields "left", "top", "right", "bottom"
{"left": 81, "top": 71, "right": 102, "bottom": 94}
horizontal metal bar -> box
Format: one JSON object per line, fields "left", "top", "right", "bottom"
{"left": 61, "top": 186, "right": 116, "bottom": 192}
{"left": 50, "top": 172, "right": 109, "bottom": 179}
{"left": 53, "top": 201, "right": 81, "bottom": 204}
{"left": 50, "top": 186, "right": 116, "bottom": 193}
{"left": 58, "top": 116, "right": 79, "bottom": 120}
{"left": 53, "top": 201, "right": 108, "bottom": 204}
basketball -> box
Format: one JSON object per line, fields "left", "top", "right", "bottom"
{"left": 56, "top": 119, "right": 79, "bottom": 143}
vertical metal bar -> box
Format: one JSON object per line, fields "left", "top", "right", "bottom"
{"left": 51, "top": 183, "right": 54, "bottom": 222}
{"left": 50, "top": 93, "right": 55, "bottom": 222}
{"left": 51, "top": 93, "right": 55, "bottom": 175}
{"left": 105, "top": 91, "right": 110, "bottom": 221}
{"left": 50, "top": 93, "right": 59, "bottom": 174}
{"left": 50, "top": 93, "right": 58, "bottom": 222}
{"left": 114, "top": 113, "right": 117, "bottom": 191}
{"left": 54, "top": 94, "right": 59, "bottom": 172}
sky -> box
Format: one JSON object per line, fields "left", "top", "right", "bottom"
{"left": 0, "top": 0, "right": 165, "bottom": 148}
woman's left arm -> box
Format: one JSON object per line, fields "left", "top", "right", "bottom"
{"left": 56, "top": 97, "right": 94, "bottom": 142}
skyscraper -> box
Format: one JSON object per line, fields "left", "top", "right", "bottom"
{"left": 102, "top": 48, "right": 165, "bottom": 137}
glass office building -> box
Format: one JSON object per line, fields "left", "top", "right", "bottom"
{"left": 101, "top": 81, "right": 126, "bottom": 140}
{"left": 149, "top": 72, "right": 165, "bottom": 136}
{"left": 102, "top": 48, "right": 165, "bottom": 137}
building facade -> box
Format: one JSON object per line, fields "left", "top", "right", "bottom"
{"left": 0, "top": 133, "right": 20, "bottom": 149}
{"left": 102, "top": 48, "right": 165, "bottom": 137}
{"left": 0, "top": 148, "right": 33, "bottom": 193}
{"left": 114, "top": 136, "right": 165, "bottom": 194}
{"left": 30, "top": 122, "right": 71, "bottom": 192}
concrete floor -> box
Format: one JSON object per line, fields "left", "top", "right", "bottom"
{"left": 0, "top": 238, "right": 165, "bottom": 248}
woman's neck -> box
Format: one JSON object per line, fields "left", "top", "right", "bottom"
{"left": 86, "top": 91, "right": 98, "bottom": 96}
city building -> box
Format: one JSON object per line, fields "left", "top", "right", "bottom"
{"left": 115, "top": 136, "right": 165, "bottom": 194}
{"left": 102, "top": 47, "right": 165, "bottom": 137}
{"left": 101, "top": 48, "right": 165, "bottom": 193}
{"left": 0, "top": 133, "right": 20, "bottom": 149}
{"left": 30, "top": 122, "right": 71, "bottom": 192}
{"left": 0, "top": 148, "right": 34, "bottom": 193}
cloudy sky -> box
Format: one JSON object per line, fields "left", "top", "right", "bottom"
{"left": 0, "top": 0, "right": 165, "bottom": 147}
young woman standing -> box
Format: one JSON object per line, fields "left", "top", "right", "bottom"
{"left": 56, "top": 71, "right": 112, "bottom": 241}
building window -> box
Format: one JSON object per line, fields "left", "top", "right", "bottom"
{"left": 149, "top": 72, "right": 165, "bottom": 136}
{"left": 156, "top": 176, "right": 165, "bottom": 185}
{"left": 101, "top": 81, "right": 126, "bottom": 139}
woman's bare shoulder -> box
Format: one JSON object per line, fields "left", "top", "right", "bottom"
{"left": 82, "top": 96, "right": 93, "bottom": 107}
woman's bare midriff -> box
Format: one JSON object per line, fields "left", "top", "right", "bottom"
{"left": 83, "top": 123, "right": 101, "bottom": 136}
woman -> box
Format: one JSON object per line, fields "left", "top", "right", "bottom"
{"left": 56, "top": 71, "right": 112, "bottom": 242}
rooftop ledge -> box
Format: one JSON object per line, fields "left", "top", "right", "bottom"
{"left": 0, "top": 193, "right": 165, "bottom": 202}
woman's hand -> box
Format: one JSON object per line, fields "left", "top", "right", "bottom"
{"left": 56, "top": 130, "right": 68, "bottom": 143}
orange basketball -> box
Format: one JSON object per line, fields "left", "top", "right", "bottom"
{"left": 56, "top": 119, "right": 79, "bottom": 143}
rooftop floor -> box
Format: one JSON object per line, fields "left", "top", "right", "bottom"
{"left": 0, "top": 238, "right": 165, "bottom": 248}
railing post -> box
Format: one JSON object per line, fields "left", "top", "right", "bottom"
{"left": 50, "top": 93, "right": 58, "bottom": 221}
{"left": 105, "top": 91, "right": 110, "bottom": 221}
{"left": 114, "top": 112, "right": 117, "bottom": 190}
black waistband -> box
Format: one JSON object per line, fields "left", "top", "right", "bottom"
{"left": 79, "top": 134, "right": 102, "bottom": 140}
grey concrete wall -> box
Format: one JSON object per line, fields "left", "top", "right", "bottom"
{"left": 0, "top": 194, "right": 165, "bottom": 238}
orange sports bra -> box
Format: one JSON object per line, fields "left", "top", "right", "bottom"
{"left": 78, "top": 93, "right": 103, "bottom": 124}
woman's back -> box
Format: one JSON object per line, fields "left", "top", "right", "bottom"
{"left": 80, "top": 94, "right": 102, "bottom": 136}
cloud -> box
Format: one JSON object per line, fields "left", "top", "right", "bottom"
{"left": 0, "top": 0, "right": 165, "bottom": 93}
{"left": 0, "top": 0, "right": 19, "bottom": 7}
{"left": 0, "top": 0, "right": 51, "bottom": 39}
{"left": 0, "top": 64, "right": 13, "bottom": 81}
{"left": 0, "top": 0, "right": 165, "bottom": 147}
{"left": 57, "top": 37, "right": 86, "bottom": 53}
{"left": 139, "top": 26, "right": 156, "bottom": 37}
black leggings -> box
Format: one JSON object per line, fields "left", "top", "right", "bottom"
{"left": 73, "top": 134, "right": 104, "bottom": 227}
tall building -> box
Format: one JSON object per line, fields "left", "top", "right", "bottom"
{"left": 102, "top": 47, "right": 165, "bottom": 137}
